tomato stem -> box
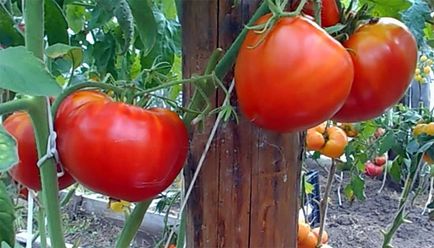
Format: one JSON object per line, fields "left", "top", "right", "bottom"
{"left": 0, "top": 99, "right": 31, "bottom": 116}
{"left": 115, "top": 200, "right": 152, "bottom": 248}
{"left": 313, "top": 0, "right": 322, "bottom": 26}
{"left": 382, "top": 153, "right": 424, "bottom": 247}
{"left": 24, "top": 0, "right": 67, "bottom": 246}
{"left": 316, "top": 158, "right": 337, "bottom": 247}
{"left": 51, "top": 82, "right": 124, "bottom": 116}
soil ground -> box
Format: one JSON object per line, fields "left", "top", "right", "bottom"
{"left": 62, "top": 161, "right": 434, "bottom": 248}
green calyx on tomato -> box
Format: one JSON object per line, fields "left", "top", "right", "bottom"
{"left": 235, "top": 15, "right": 354, "bottom": 133}
{"left": 3, "top": 112, "right": 75, "bottom": 191}
{"left": 333, "top": 18, "right": 417, "bottom": 122}
{"left": 55, "top": 90, "right": 189, "bottom": 202}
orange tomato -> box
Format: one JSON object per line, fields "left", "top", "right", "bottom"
{"left": 298, "top": 221, "right": 311, "bottom": 243}
{"left": 424, "top": 154, "right": 434, "bottom": 164}
{"left": 298, "top": 231, "right": 317, "bottom": 248}
{"left": 306, "top": 124, "right": 348, "bottom": 158}
{"left": 312, "top": 227, "right": 329, "bottom": 244}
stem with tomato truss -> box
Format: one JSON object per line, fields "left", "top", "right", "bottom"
{"left": 115, "top": 201, "right": 152, "bottom": 248}
{"left": 24, "top": 0, "right": 66, "bottom": 246}
{"left": 382, "top": 154, "right": 424, "bottom": 248}
{"left": 115, "top": 2, "right": 271, "bottom": 247}
{"left": 313, "top": 0, "right": 322, "bottom": 26}
{"left": 0, "top": 99, "right": 31, "bottom": 115}
{"left": 317, "top": 158, "right": 337, "bottom": 247}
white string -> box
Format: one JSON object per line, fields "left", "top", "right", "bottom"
{"left": 36, "top": 97, "right": 64, "bottom": 177}
{"left": 164, "top": 80, "right": 235, "bottom": 248}
{"left": 26, "top": 190, "right": 34, "bottom": 248}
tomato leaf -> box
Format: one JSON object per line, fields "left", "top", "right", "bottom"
{"left": 45, "top": 0, "right": 69, "bottom": 45}
{"left": 406, "top": 139, "right": 420, "bottom": 154}
{"left": 0, "top": 182, "right": 15, "bottom": 247}
{"left": 389, "top": 157, "right": 402, "bottom": 182}
{"left": 0, "top": 46, "right": 61, "bottom": 96}
{"left": 401, "top": 0, "right": 431, "bottom": 47}
{"left": 0, "top": 126, "right": 17, "bottom": 172}
{"left": 65, "top": 4, "right": 87, "bottom": 33}
{"left": 343, "top": 184, "right": 354, "bottom": 201}
{"left": 351, "top": 175, "right": 366, "bottom": 201}
{"left": 0, "top": 5, "right": 24, "bottom": 47}
{"left": 359, "top": 0, "right": 411, "bottom": 19}
{"left": 127, "top": 0, "right": 157, "bottom": 56}
{"left": 114, "top": 0, "right": 134, "bottom": 54}
{"left": 46, "top": 43, "right": 83, "bottom": 70}
{"left": 378, "top": 131, "right": 395, "bottom": 154}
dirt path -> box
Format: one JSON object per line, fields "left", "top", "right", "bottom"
{"left": 319, "top": 167, "right": 434, "bottom": 248}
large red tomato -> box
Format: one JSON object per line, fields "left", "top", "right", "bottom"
{"left": 234, "top": 15, "right": 354, "bottom": 133}
{"left": 3, "top": 112, "right": 75, "bottom": 191}
{"left": 292, "top": 0, "right": 340, "bottom": 27}
{"left": 55, "top": 90, "right": 189, "bottom": 202}
{"left": 333, "top": 18, "right": 417, "bottom": 122}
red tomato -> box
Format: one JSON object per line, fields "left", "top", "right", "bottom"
{"left": 292, "top": 0, "right": 340, "bottom": 27}
{"left": 235, "top": 15, "right": 353, "bottom": 133}
{"left": 3, "top": 112, "right": 75, "bottom": 191}
{"left": 365, "top": 161, "right": 383, "bottom": 177}
{"left": 333, "top": 18, "right": 417, "bottom": 122}
{"left": 55, "top": 90, "right": 189, "bottom": 202}
{"left": 374, "top": 155, "right": 387, "bottom": 166}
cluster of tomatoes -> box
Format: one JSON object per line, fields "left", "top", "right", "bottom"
{"left": 364, "top": 155, "right": 387, "bottom": 177}
{"left": 298, "top": 216, "right": 330, "bottom": 248}
{"left": 414, "top": 55, "right": 433, "bottom": 83}
{"left": 4, "top": 90, "right": 189, "bottom": 202}
{"left": 234, "top": 1, "right": 417, "bottom": 133}
{"left": 413, "top": 122, "right": 434, "bottom": 164}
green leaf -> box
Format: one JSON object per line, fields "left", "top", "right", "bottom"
{"left": 45, "top": 0, "right": 69, "bottom": 45}
{"left": 88, "top": 0, "right": 115, "bottom": 29}
{"left": 46, "top": 43, "right": 83, "bottom": 69}
{"left": 0, "top": 5, "right": 24, "bottom": 47}
{"left": 0, "top": 126, "right": 17, "bottom": 172}
{"left": 65, "top": 4, "right": 87, "bottom": 33}
{"left": 127, "top": 0, "right": 157, "bottom": 56}
{"left": 0, "top": 47, "right": 61, "bottom": 96}
{"left": 304, "top": 181, "right": 314, "bottom": 195}
{"left": 351, "top": 175, "right": 366, "bottom": 201}
{"left": 389, "top": 158, "right": 402, "bottom": 182}
{"left": 401, "top": 0, "right": 431, "bottom": 46}
{"left": 1, "top": 242, "right": 12, "bottom": 248}
{"left": 359, "top": 0, "right": 411, "bottom": 19}
{"left": 343, "top": 184, "right": 354, "bottom": 201}
{"left": 114, "top": 0, "right": 134, "bottom": 54}
{"left": 378, "top": 131, "right": 395, "bottom": 154}
{"left": 406, "top": 139, "right": 419, "bottom": 154}
{"left": 0, "top": 182, "right": 15, "bottom": 247}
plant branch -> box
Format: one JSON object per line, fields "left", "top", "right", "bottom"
{"left": 0, "top": 99, "right": 31, "bottom": 116}
{"left": 317, "top": 158, "right": 337, "bottom": 247}
{"left": 115, "top": 200, "right": 152, "bottom": 248}
{"left": 382, "top": 155, "right": 424, "bottom": 247}
{"left": 24, "top": 0, "right": 66, "bottom": 246}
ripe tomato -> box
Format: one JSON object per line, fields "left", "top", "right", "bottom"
{"left": 333, "top": 18, "right": 417, "bottom": 122}
{"left": 365, "top": 161, "right": 383, "bottom": 177}
{"left": 298, "top": 231, "right": 317, "bottom": 248}
{"left": 374, "top": 155, "right": 387, "bottom": 166}
{"left": 306, "top": 124, "right": 348, "bottom": 158}
{"left": 55, "top": 90, "right": 189, "bottom": 202}
{"left": 235, "top": 15, "right": 353, "bottom": 133}
{"left": 298, "top": 221, "right": 311, "bottom": 243}
{"left": 312, "top": 227, "right": 329, "bottom": 244}
{"left": 3, "top": 112, "right": 75, "bottom": 191}
{"left": 292, "top": 0, "right": 340, "bottom": 27}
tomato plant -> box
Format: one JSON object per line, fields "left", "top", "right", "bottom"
{"left": 333, "top": 18, "right": 418, "bottom": 122}
{"left": 235, "top": 15, "right": 353, "bottom": 133}
{"left": 4, "top": 112, "right": 75, "bottom": 191}
{"left": 55, "top": 90, "right": 189, "bottom": 202}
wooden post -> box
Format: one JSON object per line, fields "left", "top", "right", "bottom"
{"left": 181, "top": 1, "right": 303, "bottom": 247}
